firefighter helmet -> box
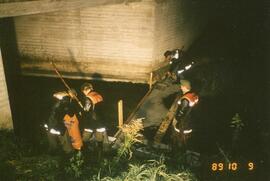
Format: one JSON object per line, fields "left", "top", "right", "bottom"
{"left": 164, "top": 50, "right": 173, "bottom": 57}
{"left": 81, "top": 83, "right": 94, "bottom": 92}
{"left": 180, "top": 80, "right": 191, "bottom": 90}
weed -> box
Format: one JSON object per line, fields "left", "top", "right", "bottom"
{"left": 230, "top": 113, "right": 244, "bottom": 151}
{"left": 116, "top": 119, "right": 144, "bottom": 161}
{"left": 230, "top": 113, "right": 244, "bottom": 131}
{"left": 92, "top": 157, "right": 197, "bottom": 181}
{"left": 65, "top": 151, "right": 84, "bottom": 178}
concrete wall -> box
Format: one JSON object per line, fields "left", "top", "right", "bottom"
{"left": 15, "top": 1, "right": 155, "bottom": 82}
{"left": 14, "top": 0, "right": 213, "bottom": 82}
{"left": 0, "top": 48, "right": 13, "bottom": 129}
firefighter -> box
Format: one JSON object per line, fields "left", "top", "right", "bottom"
{"left": 172, "top": 80, "right": 199, "bottom": 146}
{"left": 164, "top": 49, "right": 184, "bottom": 82}
{"left": 45, "top": 89, "right": 83, "bottom": 153}
{"left": 80, "top": 83, "right": 107, "bottom": 145}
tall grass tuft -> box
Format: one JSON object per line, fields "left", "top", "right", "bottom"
{"left": 116, "top": 119, "right": 144, "bottom": 161}
{"left": 95, "top": 157, "right": 197, "bottom": 181}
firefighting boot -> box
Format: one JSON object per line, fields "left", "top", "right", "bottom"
{"left": 82, "top": 129, "right": 94, "bottom": 142}
{"left": 102, "top": 130, "right": 110, "bottom": 152}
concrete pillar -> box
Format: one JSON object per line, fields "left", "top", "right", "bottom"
{"left": 0, "top": 48, "right": 13, "bottom": 129}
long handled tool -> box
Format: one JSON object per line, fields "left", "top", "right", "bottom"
{"left": 51, "top": 61, "right": 83, "bottom": 108}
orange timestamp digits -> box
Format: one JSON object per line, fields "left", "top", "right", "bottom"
{"left": 247, "top": 162, "right": 254, "bottom": 170}
{"left": 211, "top": 162, "right": 255, "bottom": 171}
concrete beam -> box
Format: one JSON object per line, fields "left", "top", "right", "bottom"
{"left": 0, "top": 48, "right": 13, "bottom": 129}
{"left": 0, "top": 0, "right": 125, "bottom": 18}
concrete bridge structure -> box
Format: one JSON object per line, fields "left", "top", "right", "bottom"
{"left": 0, "top": 0, "right": 214, "bottom": 129}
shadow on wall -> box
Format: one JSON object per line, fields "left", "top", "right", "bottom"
{"left": 92, "top": 73, "right": 103, "bottom": 81}
{"left": 68, "top": 48, "right": 85, "bottom": 78}
{"left": 67, "top": 48, "right": 104, "bottom": 81}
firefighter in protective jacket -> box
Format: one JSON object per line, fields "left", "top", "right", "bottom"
{"left": 172, "top": 80, "right": 199, "bottom": 142}
{"left": 80, "top": 83, "right": 106, "bottom": 143}
{"left": 45, "top": 89, "right": 83, "bottom": 152}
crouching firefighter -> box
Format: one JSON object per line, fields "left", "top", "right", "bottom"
{"left": 44, "top": 89, "right": 83, "bottom": 153}
{"left": 172, "top": 80, "right": 199, "bottom": 147}
{"left": 80, "top": 83, "right": 109, "bottom": 150}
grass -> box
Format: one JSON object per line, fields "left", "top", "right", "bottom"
{"left": 1, "top": 110, "right": 265, "bottom": 181}
{"left": 116, "top": 118, "right": 144, "bottom": 161}
{"left": 100, "top": 158, "right": 196, "bottom": 181}
{"left": 0, "top": 127, "right": 198, "bottom": 180}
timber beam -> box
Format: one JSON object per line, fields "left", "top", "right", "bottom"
{"left": 0, "top": 0, "right": 125, "bottom": 18}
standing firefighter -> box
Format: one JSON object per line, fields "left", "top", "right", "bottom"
{"left": 80, "top": 83, "right": 107, "bottom": 144}
{"left": 45, "top": 89, "right": 83, "bottom": 153}
{"left": 172, "top": 80, "right": 199, "bottom": 146}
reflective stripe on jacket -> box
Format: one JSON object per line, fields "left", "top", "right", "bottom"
{"left": 53, "top": 91, "right": 69, "bottom": 100}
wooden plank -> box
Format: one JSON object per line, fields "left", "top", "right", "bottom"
{"left": 118, "top": 100, "right": 123, "bottom": 128}
{"left": 149, "top": 72, "right": 153, "bottom": 89}
{"left": 0, "top": 0, "right": 125, "bottom": 18}
{"left": 113, "top": 88, "right": 152, "bottom": 137}
{"left": 113, "top": 77, "right": 180, "bottom": 144}
{"left": 153, "top": 95, "right": 179, "bottom": 144}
